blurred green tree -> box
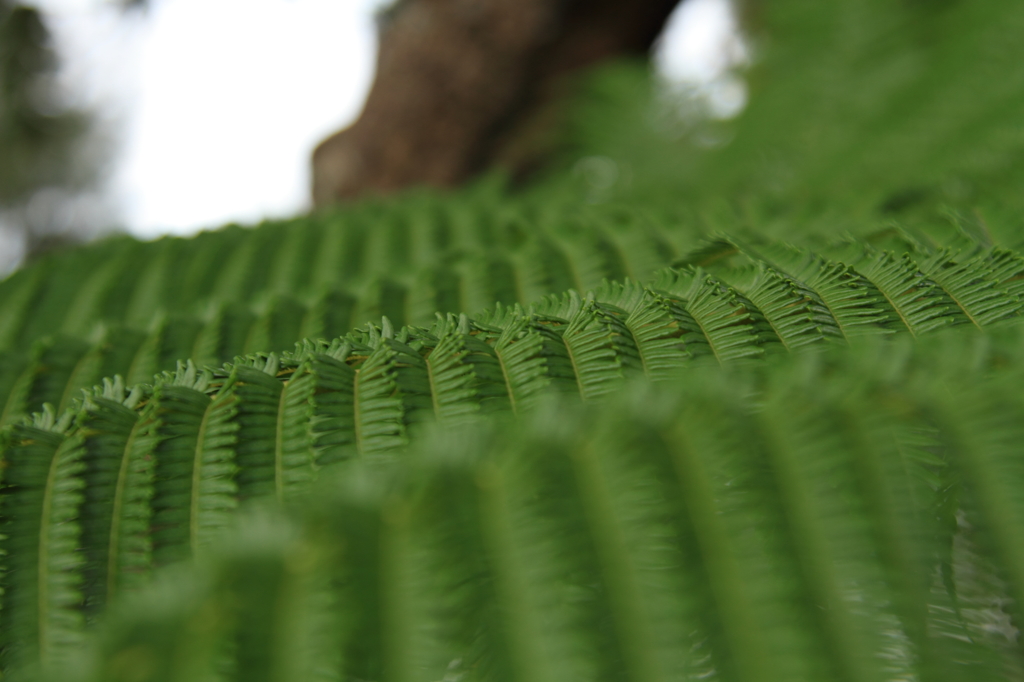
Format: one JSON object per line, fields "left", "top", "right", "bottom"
{"left": 0, "top": 1, "right": 99, "bottom": 260}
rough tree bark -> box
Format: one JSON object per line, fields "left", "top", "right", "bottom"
{"left": 312, "top": 0, "right": 682, "bottom": 207}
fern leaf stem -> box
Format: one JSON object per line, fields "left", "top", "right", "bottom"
{"left": 274, "top": 380, "right": 288, "bottom": 502}
{"left": 36, "top": 437, "right": 61, "bottom": 665}
{"left": 189, "top": 400, "right": 215, "bottom": 557}
{"left": 664, "top": 424, "right": 772, "bottom": 682}
{"left": 353, "top": 368, "right": 364, "bottom": 457}
{"left": 492, "top": 345, "right": 520, "bottom": 415}
{"left": 570, "top": 441, "right": 667, "bottom": 682}
{"left": 475, "top": 462, "right": 551, "bottom": 682}
{"left": 106, "top": 418, "right": 143, "bottom": 602}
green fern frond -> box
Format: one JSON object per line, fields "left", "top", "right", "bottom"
{"left": 597, "top": 279, "right": 712, "bottom": 380}
{"left": 753, "top": 381, "right": 912, "bottom": 682}
{"left": 290, "top": 341, "right": 359, "bottom": 468}
{"left": 531, "top": 291, "right": 644, "bottom": 400}
{"left": 917, "top": 249, "right": 1023, "bottom": 327}
{"left": 123, "top": 316, "right": 204, "bottom": 388}
{"left": 58, "top": 243, "right": 140, "bottom": 339}
{"left": 926, "top": 375, "right": 1024, "bottom": 645}
{"left": 0, "top": 407, "right": 85, "bottom": 673}
{"left": 145, "top": 362, "right": 238, "bottom": 566}
{"left": 681, "top": 236, "right": 895, "bottom": 340}
{"left": 831, "top": 247, "right": 967, "bottom": 336}
{"left": 0, "top": 337, "right": 90, "bottom": 428}
{"left": 296, "top": 289, "right": 357, "bottom": 344}
{"left": 407, "top": 265, "right": 462, "bottom": 327}
{"left": 188, "top": 302, "right": 257, "bottom": 371}
{"left": 734, "top": 265, "right": 838, "bottom": 350}
{"left": 418, "top": 313, "right": 511, "bottom": 422}
{"left": 51, "top": 328, "right": 1024, "bottom": 682}
{"left": 794, "top": 259, "right": 896, "bottom": 340}
{"left": 218, "top": 359, "right": 296, "bottom": 502}
{"left": 73, "top": 378, "right": 154, "bottom": 613}
{"left": 654, "top": 267, "right": 774, "bottom": 363}
{"left": 0, "top": 266, "right": 47, "bottom": 350}
{"left": 484, "top": 306, "right": 580, "bottom": 411}
{"left": 348, "top": 323, "right": 434, "bottom": 455}
{"left": 242, "top": 297, "right": 307, "bottom": 357}
{"left": 3, "top": 226, "right": 1019, "bottom": 430}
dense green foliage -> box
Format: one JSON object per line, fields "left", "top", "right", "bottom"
{"left": 5, "top": 0, "right": 1024, "bottom": 679}
{"left": 50, "top": 330, "right": 1024, "bottom": 682}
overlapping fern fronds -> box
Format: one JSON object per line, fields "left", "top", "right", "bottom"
{"left": 34, "top": 328, "right": 1024, "bottom": 682}
{"left": 5, "top": 234, "right": 1021, "bottom": 427}
{"left": 3, "top": 0, "right": 1024, "bottom": 678}
{"left": 0, "top": 236, "right": 1019, "bottom": 677}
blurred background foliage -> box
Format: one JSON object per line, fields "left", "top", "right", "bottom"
{"left": 549, "top": 0, "right": 1024, "bottom": 251}
{"left": 0, "top": 1, "right": 84, "bottom": 205}
{"left": 0, "top": 0, "right": 102, "bottom": 258}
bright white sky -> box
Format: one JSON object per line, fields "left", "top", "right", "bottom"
{"left": 32, "top": 0, "right": 742, "bottom": 240}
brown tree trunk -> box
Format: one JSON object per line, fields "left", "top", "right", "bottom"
{"left": 312, "top": 0, "right": 682, "bottom": 206}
